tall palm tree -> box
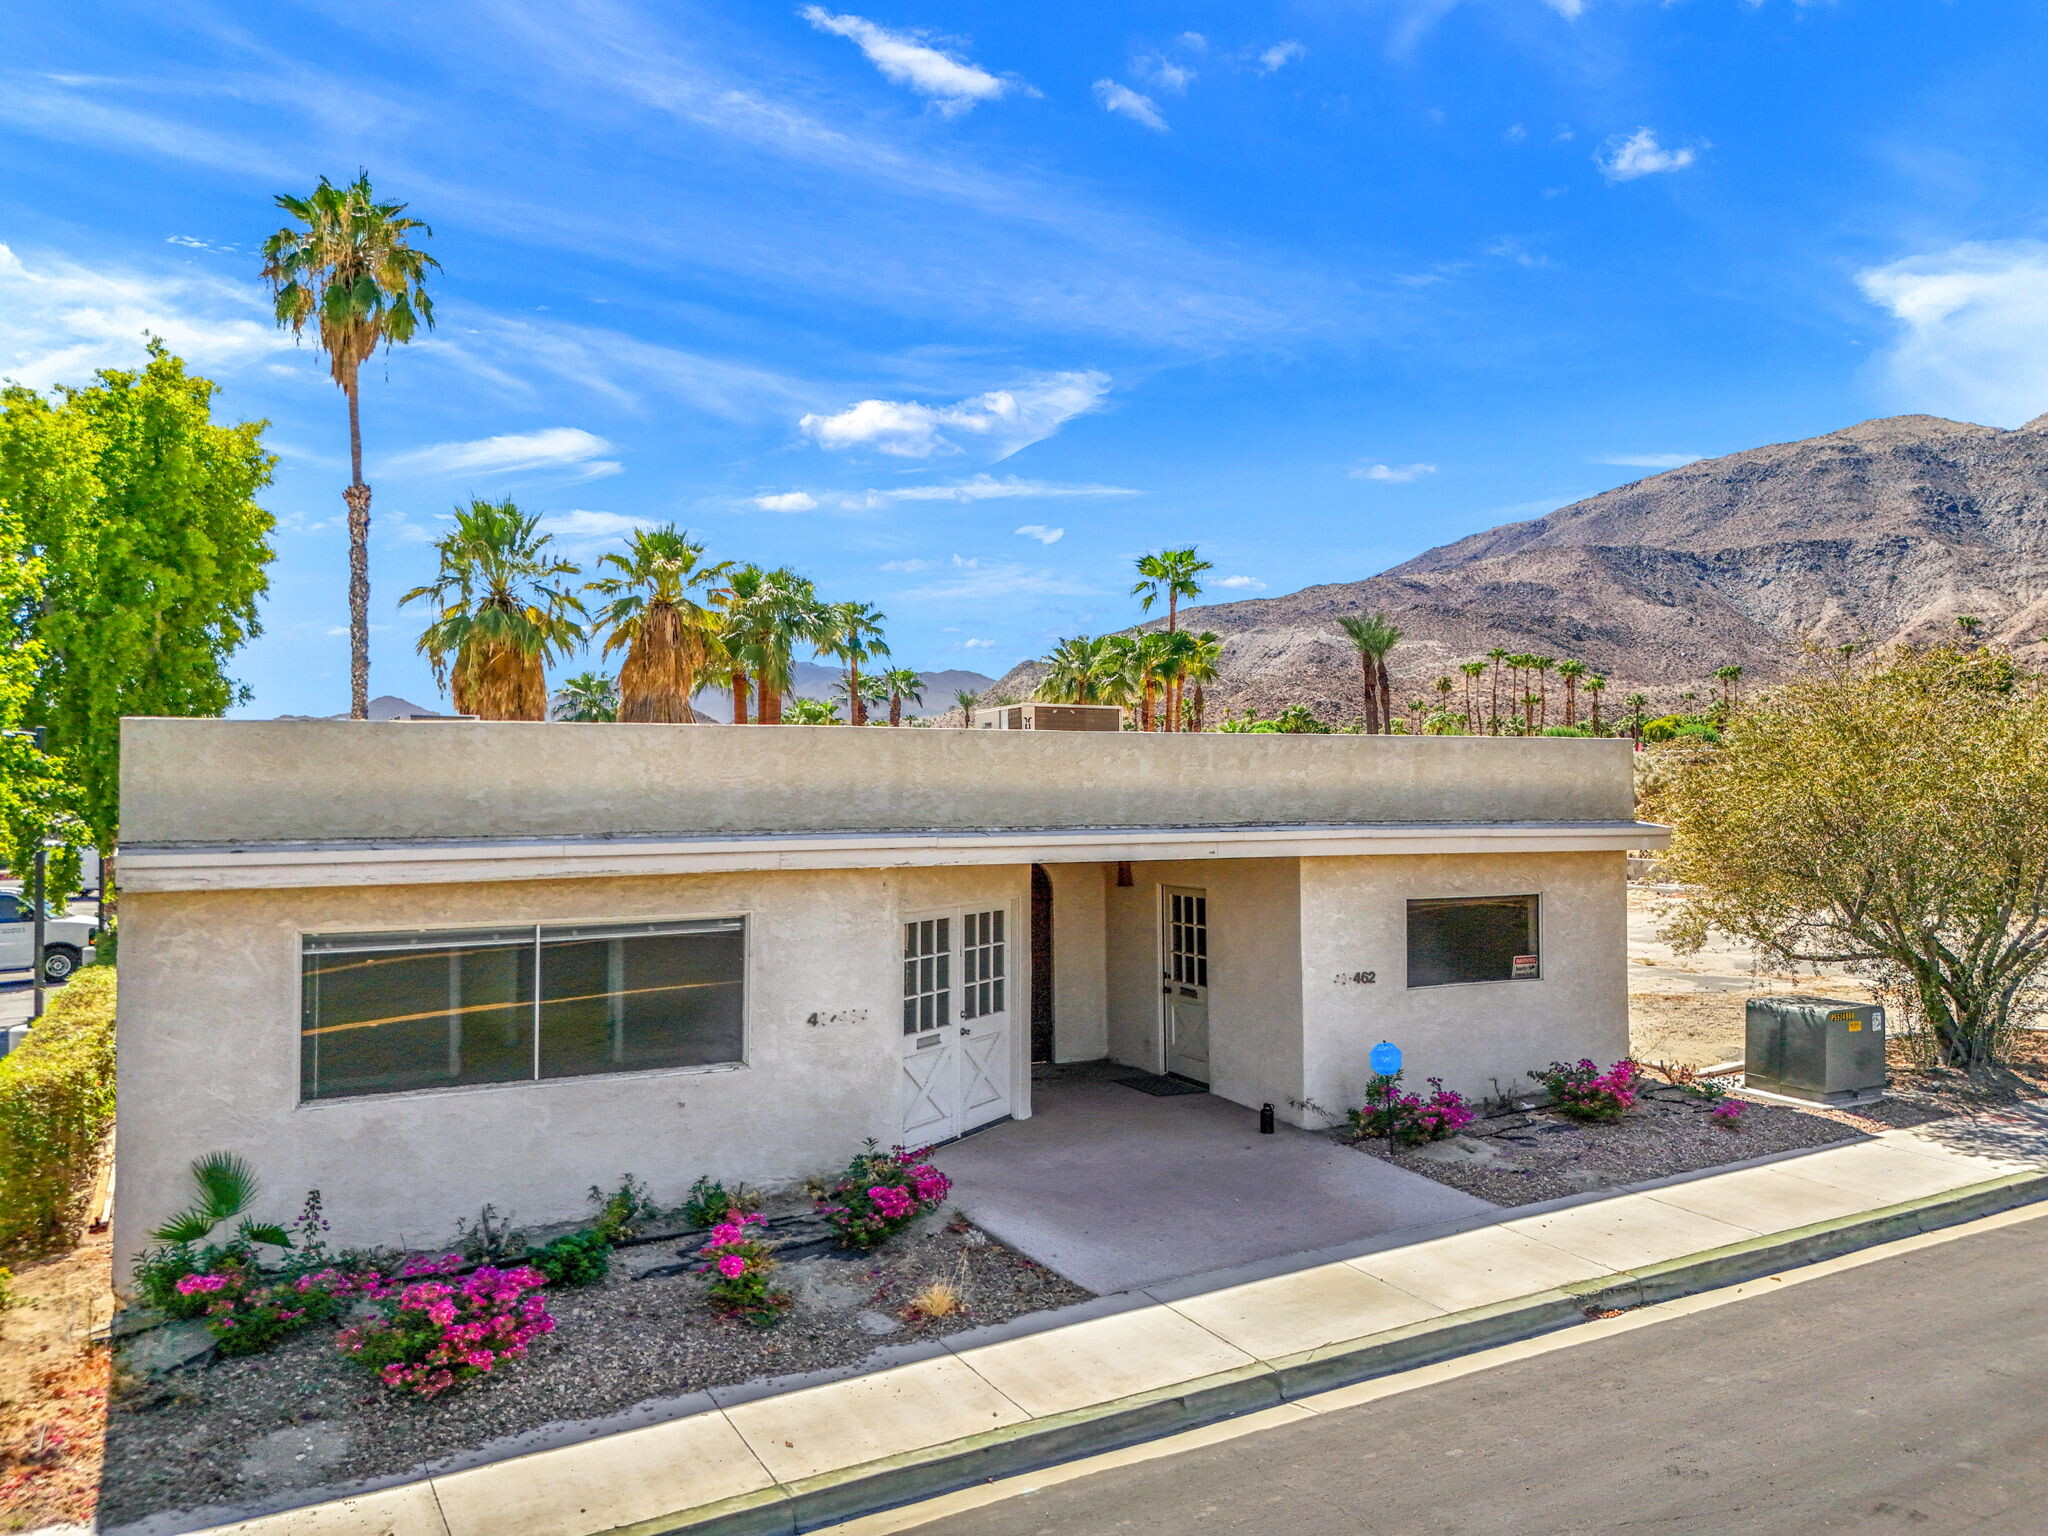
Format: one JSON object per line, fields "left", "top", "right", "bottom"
{"left": 1183, "top": 631, "right": 1223, "bottom": 731}
{"left": 1434, "top": 674, "right": 1456, "bottom": 729}
{"left": 1036, "top": 635, "right": 1123, "bottom": 705}
{"left": 402, "top": 499, "right": 584, "bottom": 720}
{"left": 881, "top": 666, "right": 925, "bottom": 725}
{"left": 1459, "top": 660, "right": 1487, "bottom": 733}
{"left": 1130, "top": 547, "right": 1212, "bottom": 633}
{"left": 1712, "top": 664, "right": 1744, "bottom": 709}
{"left": 1624, "top": 691, "right": 1650, "bottom": 743}
{"left": 262, "top": 174, "right": 438, "bottom": 720}
{"left": 1125, "top": 631, "right": 1174, "bottom": 730}
{"left": 821, "top": 601, "right": 889, "bottom": 725}
{"left": 1336, "top": 613, "right": 1401, "bottom": 734}
{"left": 1529, "top": 656, "right": 1555, "bottom": 730}
{"left": 1556, "top": 658, "right": 1588, "bottom": 728}
{"left": 1152, "top": 627, "right": 1206, "bottom": 732}
{"left": 1584, "top": 674, "right": 1606, "bottom": 735}
{"left": 554, "top": 671, "right": 618, "bottom": 722}
{"left": 953, "top": 688, "right": 981, "bottom": 724}
{"left": 584, "top": 526, "right": 727, "bottom": 723}
{"left": 1486, "top": 648, "right": 1508, "bottom": 733}
{"left": 713, "top": 565, "right": 823, "bottom": 724}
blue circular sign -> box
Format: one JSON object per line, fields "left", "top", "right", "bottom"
{"left": 1369, "top": 1041, "right": 1403, "bottom": 1076}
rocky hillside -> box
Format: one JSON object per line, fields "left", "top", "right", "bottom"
{"left": 982, "top": 412, "right": 2048, "bottom": 720}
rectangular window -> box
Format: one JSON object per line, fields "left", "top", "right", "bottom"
{"left": 1406, "top": 895, "right": 1539, "bottom": 988}
{"left": 300, "top": 918, "right": 745, "bottom": 1102}
{"left": 903, "top": 917, "right": 950, "bottom": 1034}
{"left": 961, "top": 909, "right": 1006, "bottom": 1020}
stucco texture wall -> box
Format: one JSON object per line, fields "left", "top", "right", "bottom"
{"left": 1045, "top": 863, "right": 1108, "bottom": 1063}
{"left": 1104, "top": 859, "right": 1305, "bottom": 1122}
{"left": 113, "top": 863, "right": 1024, "bottom": 1268}
{"left": 1296, "top": 851, "right": 1629, "bottom": 1121}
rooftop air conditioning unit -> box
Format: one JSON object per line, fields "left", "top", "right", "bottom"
{"left": 972, "top": 704, "right": 1124, "bottom": 732}
{"left": 1744, "top": 995, "right": 1886, "bottom": 1105}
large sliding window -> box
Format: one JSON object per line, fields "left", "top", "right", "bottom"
{"left": 301, "top": 918, "right": 745, "bottom": 1102}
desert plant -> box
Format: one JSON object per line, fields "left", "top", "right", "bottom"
{"left": 1532, "top": 1058, "right": 1641, "bottom": 1123}
{"left": 524, "top": 1229, "right": 612, "bottom": 1287}
{"left": 1710, "top": 1099, "right": 1747, "bottom": 1129}
{"left": 681, "top": 1175, "right": 759, "bottom": 1229}
{"left": 588, "top": 1175, "right": 659, "bottom": 1244}
{"left": 816, "top": 1142, "right": 951, "bottom": 1249}
{"left": 453, "top": 1204, "right": 527, "bottom": 1264}
{"left": 0, "top": 965, "right": 115, "bottom": 1251}
{"left": 904, "top": 1277, "right": 964, "bottom": 1322}
{"left": 1643, "top": 1060, "right": 1728, "bottom": 1103}
{"left": 698, "top": 1211, "right": 789, "bottom": 1326}
{"left": 152, "top": 1153, "right": 292, "bottom": 1251}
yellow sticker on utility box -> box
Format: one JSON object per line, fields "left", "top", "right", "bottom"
{"left": 1847, "top": 1021, "right": 1862, "bottom": 1031}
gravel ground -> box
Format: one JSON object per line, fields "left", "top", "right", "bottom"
{"left": 1351, "top": 1086, "right": 1864, "bottom": 1206}
{"left": 99, "top": 1213, "right": 1087, "bottom": 1531}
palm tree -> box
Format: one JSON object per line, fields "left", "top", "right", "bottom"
{"left": 553, "top": 671, "right": 618, "bottom": 722}
{"left": 1529, "top": 656, "right": 1555, "bottom": 730}
{"left": 1556, "top": 659, "right": 1588, "bottom": 728}
{"left": 1127, "top": 631, "right": 1174, "bottom": 730}
{"left": 1130, "top": 547, "right": 1213, "bottom": 633}
{"left": 1459, "top": 660, "right": 1487, "bottom": 733}
{"left": 402, "top": 499, "right": 585, "bottom": 720}
{"left": 1624, "top": 691, "right": 1649, "bottom": 744}
{"left": 821, "top": 601, "right": 889, "bottom": 725}
{"left": 953, "top": 689, "right": 981, "bottom": 724}
{"left": 1434, "top": 675, "right": 1456, "bottom": 729}
{"left": 881, "top": 666, "right": 925, "bottom": 725}
{"left": 1584, "top": 674, "right": 1607, "bottom": 734}
{"left": 1486, "top": 647, "right": 1508, "bottom": 734}
{"left": 834, "top": 673, "right": 889, "bottom": 721}
{"left": 1712, "top": 664, "right": 1744, "bottom": 710}
{"left": 1183, "top": 631, "right": 1223, "bottom": 731}
{"left": 1152, "top": 627, "right": 1207, "bottom": 731}
{"left": 786, "top": 697, "right": 841, "bottom": 725}
{"left": 584, "top": 526, "right": 727, "bottom": 723}
{"left": 1036, "top": 635, "right": 1123, "bottom": 706}
{"left": 262, "top": 174, "right": 438, "bottom": 720}
{"left": 1956, "top": 615, "right": 1983, "bottom": 647}
{"left": 1336, "top": 612, "right": 1402, "bottom": 734}
{"left": 714, "top": 565, "right": 824, "bottom": 724}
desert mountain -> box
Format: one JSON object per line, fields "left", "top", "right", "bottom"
{"left": 982, "top": 412, "right": 2048, "bottom": 720}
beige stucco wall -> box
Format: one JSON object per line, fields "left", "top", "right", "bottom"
{"left": 1104, "top": 859, "right": 1306, "bottom": 1121}
{"left": 120, "top": 718, "right": 1638, "bottom": 846}
{"left": 1046, "top": 863, "right": 1109, "bottom": 1062}
{"left": 113, "top": 862, "right": 1026, "bottom": 1271}
{"left": 1296, "top": 851, "right": 1630, "bottom": 1120}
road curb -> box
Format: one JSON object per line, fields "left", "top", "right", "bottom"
{"left": 594, "top": 1168, "right": 2048, "bottom": 1536}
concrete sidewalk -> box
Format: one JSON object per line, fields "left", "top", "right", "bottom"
{"left": 175, "top": 1119, "right": 2048, "bottom": 1536}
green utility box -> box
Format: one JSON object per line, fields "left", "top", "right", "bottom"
{"left": 1744, "top": 995, "right": 1886, "bottom": 1105}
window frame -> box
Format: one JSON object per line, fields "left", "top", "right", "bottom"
{"left": 900, "top": 901, "right": 1014, "bottom": 1035}
{"left": 296, "top": 910, "right": 753, "bottom": 1106}
{"left": 1403, "top": 893, "right": 1542, "bottom": 990}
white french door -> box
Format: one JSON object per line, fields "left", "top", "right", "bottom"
{"left": 1160, "top": 886, "right": 1211, "bottom": 1083}
{"left": 901, "top": 905, "right": 1014, "bottom": 1145}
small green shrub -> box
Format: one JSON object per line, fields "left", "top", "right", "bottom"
{"left": 588, "top": 1174, "right": 660, "bottom": 1243}
{"left": 0, "top": 966, "right": 116, "bottom": 1252}
{"left": 525, "top": 1228, "right": 611, "bottom": 1286}
{"left": 0, "top": 1265, "right": 13, "bottom": 1310}
{"left": 680, "top": 1175, "right": 758, "bottom": 1229}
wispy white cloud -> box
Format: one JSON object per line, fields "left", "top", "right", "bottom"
{"left": 1592, "top": 452, "right": 1702, "bottom": 469}
{"left": 0, "top": 241, "right": 289, "bottom": 391}
{"left": 880, "top": 557, "right": 939, "bottom": 572}
{"left": 384, "top": 427, "right": 621, "bottom": 481}
{"left": 1015, "top": 524, "right": 1065, "bottom": 544}
{"left": 1858, "top": 240, "right": 2048, "bottom": 427}
{"left": 856, "top": 473, "right": 1135, "bottom": 506}
{"left": 1094, "top": 80, "right": 1168, "bottom": 132}
{"left": 961, "top": 637, "right": 996, "bottom": 649}
{"left": 1215, "top": 574, "right": 1267, "bottom": 590}
{"left": 1350, "top": 461, "right": 1438, "bottom": 482}
{"left": 799, "top": 7, "right": 1028, "bottom": 116}
{"left": 800, "top": 371, "right": 1111, "bottom": 459}
{"left": 1254, "top": 41, "right": 1305, "bottom": 74}
{"left": 1544, "top": 0, "right": 1587, "bottom": 18}
{"left": 894, "top": 559, "right": 1103, "bottom": 601}
{"left": 1136, "top": 54, "right": 1196, "bottom": 94}
{"left": 1597, "top": 127, "right": 1698, "bottom": 181}
{"left": 752, "top": 490, "right": 820, "bottom": 512}
{"left": 537, "top": 509, "right": 659, "bottom": 542}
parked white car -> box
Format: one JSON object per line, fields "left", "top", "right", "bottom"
{"left": 0, "top": 890, "right": 98, "bottom": 981}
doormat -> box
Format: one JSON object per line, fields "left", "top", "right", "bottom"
{"left": 1115, "top": 1072, "right": 1208, "bottom": 1097}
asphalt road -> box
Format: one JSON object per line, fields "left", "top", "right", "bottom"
{"left": 894, "top": 1214, "right": 2048, "bottom": 1536}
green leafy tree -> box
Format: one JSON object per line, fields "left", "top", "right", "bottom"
{"left": 786, "top": 697, "right": 842, "bottom": 725}
{"left": 263, "top": 174, "right": 437, "bottom": 719}
{"left": 1655, "top": 644, "right": 2048, "bottom": 1070}
{"left": 553, "top": 672, "right": 619, "bottom": 722}
{"left": 402, "top": 500, "right": 584, "bottom": 720}
{"left": 3, "top": 346, "right": 274, "bottom": 890}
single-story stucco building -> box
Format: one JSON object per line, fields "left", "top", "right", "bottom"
{"left": 113, "top": 719, "right": 1669, "bottom": 1261}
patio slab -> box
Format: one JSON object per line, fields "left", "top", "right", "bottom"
{"left": 940, "top": 1076, "right": 1494, "bottom": 1294}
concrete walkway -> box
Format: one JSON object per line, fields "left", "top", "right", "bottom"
{"left": 174, "top": 1116, "right": 2048, "bottom": 1536}
{"left": 938, "top": 1074, "right": 1493, "bottom": 1293}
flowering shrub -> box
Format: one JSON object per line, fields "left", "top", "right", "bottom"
{"left": 698, "top": 1212, "right": 790, "bottom": 1326}
{"left": 1710, "top": 1099, "right": 1747, "bottom": 1129}
{"left": 1531, "top": 1059, "right": 1641, "bottom": 1123}
{"left": 816, "top": 1143, "right": 952, "bottom": 1249}
{"left": 172, "top": 1263, "right": 355, "bottom": 1357}
{"left": 338, "top": 1264, "right": 554, "bottom": 1398}
{"left": 1348, "top": 1073, "right": 1476, "bottom": 1146}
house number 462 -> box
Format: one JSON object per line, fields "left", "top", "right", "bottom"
{"left": 1338, "top": 970, "right": 1377, "bottom": 985}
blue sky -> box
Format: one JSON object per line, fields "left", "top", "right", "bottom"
{"left": 5, "top": 1, "right": 2048, "bottom": 716}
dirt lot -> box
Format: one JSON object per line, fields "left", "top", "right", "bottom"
{"left": 0, "top": 1229, "right": 114, "bottom": 1531}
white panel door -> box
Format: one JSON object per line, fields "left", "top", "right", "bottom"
{"left": 900, "top": 906, "right": 1014, "bottom": 1145}
{"left": 1160, "top": 886, "right": 1210, "bottom": 1083}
